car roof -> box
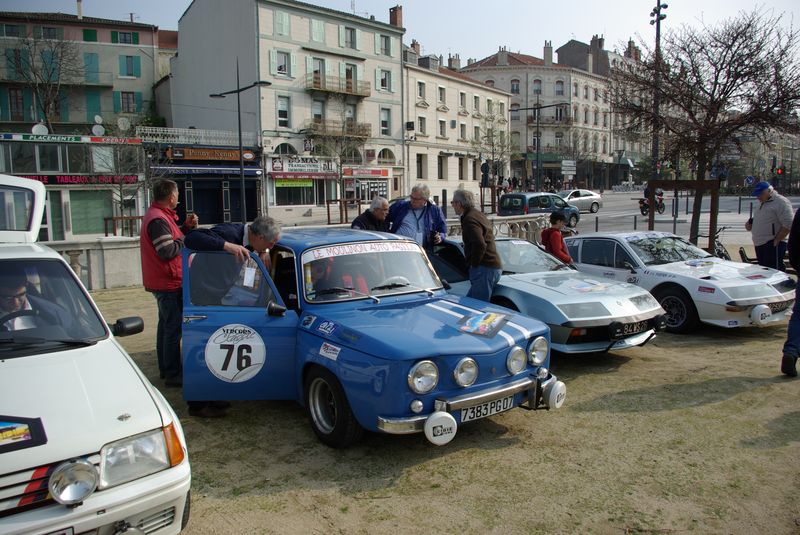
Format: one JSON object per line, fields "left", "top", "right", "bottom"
{"left": 566, "top": 231, "right": 677, "bottom": 241}
{"left": 501, "top": 192, "right": 554, "bottom": 198}
{"left": 0, "top": 173, "right": 45, "bottom": 244}
{"left": 278, "top": 227, "right": 412, "bottom": 251}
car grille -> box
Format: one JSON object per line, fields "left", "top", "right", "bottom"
{"left": 0, "top": 454, "right": 100, "bottom": 518}
{"left": 139, "top": 506, "right": 176, "bottom": 533}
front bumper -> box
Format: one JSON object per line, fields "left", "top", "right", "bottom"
{"left": 376, "top": 373, "right": 564, "bottom": 440}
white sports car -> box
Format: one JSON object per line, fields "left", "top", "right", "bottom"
{"left": 565, "top": 231, "right": 796, "bottom": 333}
{"left": 430, "top": 237, "right": 666, "bottom": 354}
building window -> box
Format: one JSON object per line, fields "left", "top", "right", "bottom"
{"left": 510, "top": 104, "right": 520, "bottom": 121}
{"left": 474, "top": 125, "right": 480, "bottom": 141}
{"left": 555, "top": 106, "right": 564, "bottom": 121}
{"left": 437, "top": 155, "right": 446, "bottom": 180}
{"left": 438, "top": 86, "right": 445, "bottom": 103}
{"left": 8, "top": 88, "right": 24, "bottom": 121}
{"left": 438, "top": 120, "right": 446, "bottom": 137}
{"left": 276, "top": 51, "right": 290, "bottom": 75}
{"left": 417, "top": 81, "right": 425, "bottom": 99}
{"left": 36, "top": 144, "right": 61, "bottom": 172}
{"left": 459, "top": 123, "right": 466, "bottom": 140}
{"left": 458, "top": 157, "right": 466, "bottom": 180}
{"left": 573, "top": 82, "right": 578, "bottom": 96}
{"left": 42, "top": 27, "right": 58, "bottom": 39}
{"left": 487, "top": 99, "right": 493, "bottom": 114}
{"left": 533, "top": 79, "right": 541, "bottom": 95}
{"left": 118, "top": 31, "right": 133, "bottom": 44}
{"left": 593, "top": 110, "right": 599, "bottom": 126}
{"left": 277, "top": 96, "right": 290, "bottom": 127}
{"left": 555, "top": 80, "right": 564, "bottom": 96}
{"left": 485, "top": 80, "right": 495, "bottom": 87}
{"left": 593, "top": 137, "right": 599, "bottom": 153}
{"left": 416, "top": 153, "right": 426, "bottom": 179}
{"left": 120, "top": 55, "right": 140, "bottom": 77}
{"left": 344, "top": 27, "right": 356, "bottom": 49}
{"left": 555, "top": 132, "right": 563, "bottom": 147}
{"left": 473, "top": 95, "right": 480, "bottom": 112}
{"left": 584, "top": 85, "right": 589, "bottom": 98}
{"left": 380, "top": 34, "right": 390, "bottom": 56}
{"left": 380, "top": 108, "right": 390, "bottom": 135}
{"left": 275, "top": 11, "right": 290, "bottom": 36}
{"left": 510, "top": 79, "right": 520, "bottom": 94}
{"left": 594, "top": 88, "right": 599, "bottom": 101}
{"left": 498, "top": 102, "right": 504, "bottom": 116}
{"left": 312, "top": 99, "right": 324, "bottom": 122}
{"left": 120, "top": 91, "right": 136, "bottom": 113}
{"left": 603, "top": 112, "right": 608, "bottom": 127}
{"left": 4, "top": 24, "right": 21, "bottom": 37}
{"left": 417, "top": 116, "right": 426, "bottom": 135}
{"left": 380, "top": 69, "right": 391, "bottom": 91}
{"left": 310, "top": 19, "right": 324, "bottom": 42}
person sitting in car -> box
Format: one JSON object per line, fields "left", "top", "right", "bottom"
{"left": 0, "top": 268, "right": 73, "bottom": 332}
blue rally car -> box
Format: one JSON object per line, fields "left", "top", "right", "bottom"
{"left": 181, "top": 228, "right": 565, "bottom": 448}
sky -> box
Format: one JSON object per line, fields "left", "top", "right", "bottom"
{"left": 4, "top": 0, "right": 798, "bottom": 61}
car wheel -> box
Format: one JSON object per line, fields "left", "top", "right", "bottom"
{"left": 590, "top": 202, "right": 599, "bottom": 213}
{"left": 491, "top": 297, "right": 520, "bottom": 312}
{"left": 305, "top": 366, "right": 363, "bottom": 448}
{"left": 568, "top": 214, "right": 579, "bottom": 228}
{"left": 180, "top": 491, "right": 191, "bottom": 530}
{"left": 654, "top": 286, "right": 699, "bottom": 333}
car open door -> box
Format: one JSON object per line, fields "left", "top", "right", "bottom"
{"left": 182, "top": 250, "right": 299, "bottom": 401}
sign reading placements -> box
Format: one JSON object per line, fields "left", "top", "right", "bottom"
{"left": 204, "top": 324, "right": 266, "bottom": 383}
{"left": 1, "top": 133, "right": 141, "bottom": 144}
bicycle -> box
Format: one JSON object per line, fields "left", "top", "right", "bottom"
{"left": 696, "top": 226, "right": 732, "bottom": 260}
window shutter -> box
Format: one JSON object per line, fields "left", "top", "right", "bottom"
{"left": 59, "top": 90, "right": 69, "bottom": 122}
{"left": 305, "top": 56, "right": 313, "bottom": 74}
{"left": 374, "top": 33, "right": 380, "bottom": 55}
{"left": 82, "top": 28, "right": 97, "bottom": 41}
{"left": 374, "top": 68, "right": 380, "bottom": 90}
{"left": 33, "top": 26, "right": 42, "bottom": 39}
{"left": 84, "top": 52, "right": 98, "bottom": 83}
{"left": 85, "top": 90, "right": 100, "bottom": 122}
{"left": 113, "top": 91, "right": 121, "bottom": 113}
{"left": 356, "top": 64, "right": 363, "bottom": 82}
{"left": 311, "top": 19, "right": 323, "bottom": 42}
{"left": 5, "top": 49, "right": 16, "bottom": 81}
{"left": 281, "top": 12, "right": 290, "bottom": 36}
{"left": 290, "top": 53, "right": 296, "bottom": 77}
{"left": 132, "top": 32, "right": 139, "bottom": 44}
{"left": 388, "top": 37, "right": 393, "bottom": 57}
{"left": 339, "top": 62, "right": 345, "bottom": 79}
{"left": 269, "top": 50, "right": 277, "bottom": 75}
{"left": 22, "top": 88, "right": 33, "bottom": 121}
{"left": 133, "top": 56, "right": 141, "bottom": 77}
{"left": 0, "top": 88, "right": 8, "bottom": 121}
{"left": 135, "top": 92, "right": 143, "bottom": 112}
{"left": 119, "top": 55, "right": 126, "bottom": 75}
{"left": 111, "top": 31, "right": 118, "bottom": 43}
{"left": 338, "top": 25, "right": 345, "bottom": 47}
{"left": 389, "top": 71, "right": 395, "bottom": 93}
{"left": 56, "top": 27, "right": 64, "bottom": 40}
{"left": 355, "top": 29, "right": 360, "bottom": 50}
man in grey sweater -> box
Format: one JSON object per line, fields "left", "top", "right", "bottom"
{"left": 744, "top": 181, "right": 793, "bottom": 270}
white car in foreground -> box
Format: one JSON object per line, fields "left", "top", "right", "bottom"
{"left": 565, "top": 231, "right": 796, "bottom": 333}
{"left": 0, "top": 174, "right": 191, "bottom": 535}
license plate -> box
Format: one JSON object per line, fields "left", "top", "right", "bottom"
{"left": 460, "top": 395, "right": 514, "bottom": 423}
{"left": 622, "top": 320, "right": 649, "bottom": 335}
{"left": 769, "top": 300, "right": 793, "bottom": 313}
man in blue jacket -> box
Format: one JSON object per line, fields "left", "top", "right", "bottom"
{"left": 387, "top": 184, "right": 446, "bottom": 251}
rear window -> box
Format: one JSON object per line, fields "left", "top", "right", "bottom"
{"left": 0, "top": 185, "right": 35, "bottom": 232}
{"left": 500, "top": 196, "right": 524, "bottom": 211}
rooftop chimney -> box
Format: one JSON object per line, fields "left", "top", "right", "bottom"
{"left": 389, "top": 5, "right": 403, "bottom": 28}
{"left": 411, "top": 39, "right": 421, "bottom": 55}
{"left": 497, "top": 46, "right": 508, "bottom": 66}
{"left": 586, "top": 52, "right": 593, "bottom": 74}
{"left": 77, "top": 0, "right": 82, "bottom": 19}
{"left": 447, "top": 53, "right": 461, "bottom": 70}
{"left": 543, "top": 41, "right": 552, "bottom": 66}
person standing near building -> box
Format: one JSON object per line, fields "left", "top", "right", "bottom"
{"left": 351, "top": 196, "right": 389, "bottom": 232}
{"left": 745, "top": 181, "right": 793, "bottom": 270}
{"left": 780, "top": 205, "right": 800, "bottom": 377}
{"left": 540, "top": 211, "right": 573, "bottom": 265}
{"left": 387, "top": 184, "right": 446, "bottom": 251}
{"left": 450, "top": 189, "right": 502, "bottom": 302}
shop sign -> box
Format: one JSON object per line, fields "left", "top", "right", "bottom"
{"left": 20, "top": 174, "right": 139, "bottom": 185}
{"left": 343, "top": 167, "right": 390, "bottom": 178}
{"left": 276, "top": 179, "right": 313, "bottom": 187}
{"left": 271, "top": 156, "right": 335, "bottom": 173}
{"left": 167, "top": 147, "right": 255, "bottom": 161}
{"left": 1, "top": 133, "right": 141, "bottom": 144}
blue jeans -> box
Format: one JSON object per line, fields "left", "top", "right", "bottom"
{"left": 782, "top": 286, "right": 800, "bottom": 357}
{"left": 152, "top": 290, "right": 183, "bottom": 380}
{"left": 467, "top": 265, "right": 502, "bottom": 303}
{"left": 755, "top": 240, "right": 787, "bottom": 271}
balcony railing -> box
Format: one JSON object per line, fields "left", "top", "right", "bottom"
{"left": 303, "top": 119, "right": 371, "bottom": 138}
{"left": 136, "top": 126, "right": 257, "bottom": 146}
{"left": 1, "top": 70, "right": 113, "bottom": 86}
{"left": 304, "top": 73, "right": 371, "bottom": 98}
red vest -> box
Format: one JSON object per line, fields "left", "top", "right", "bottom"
{"left": 140, "top": 204, "right": 183, "bottom": 292}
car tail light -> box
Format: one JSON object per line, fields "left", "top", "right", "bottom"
{"left": 523, "top": 204, "right": 528, "bottom": 214}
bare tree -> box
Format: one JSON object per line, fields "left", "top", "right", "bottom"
{"left": 611, "top": 9, "right": 800, "bottom": 242}
{"left": 470, "top": 110, "right": 517, "bottom": 183}
{"left": 8, "top": 30, "right": 83, "bottom": 132}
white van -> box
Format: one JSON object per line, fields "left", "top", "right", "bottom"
{"left": 0, "top": 174, "right": 190, "bottom": 535}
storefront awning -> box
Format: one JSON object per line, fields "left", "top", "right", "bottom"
{"left": 150, "top": 165, "right": 262, "bottom": 176}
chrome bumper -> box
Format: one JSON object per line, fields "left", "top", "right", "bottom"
{"left": 377, "top": 374, "right": 558, "bottom": 435}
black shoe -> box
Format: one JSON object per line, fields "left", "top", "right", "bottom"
{"left": 209, "top": 400, "right": 231, "bottom": 409}
{"left": 781, "top": 354, "right": 797, "bottom": 377}
{"left": 164, "top": 376, "right": 183, "bottom": 387}
{"left": 188, "top": 404, "right": 227, "bottom": 418}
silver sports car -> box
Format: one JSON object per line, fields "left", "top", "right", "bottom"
{"left": 430, "top": 237, "right": 666, "bottom": 354}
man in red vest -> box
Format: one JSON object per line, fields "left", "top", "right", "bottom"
{"left": 141, "top": 180, "right": 229, "bottom": 416}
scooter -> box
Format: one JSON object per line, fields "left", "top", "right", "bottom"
{"left": 639, "top": 189, "right": 665, "bottom": 216}
{"left": 697, "top": 226, "right": 732, "bottom": 260}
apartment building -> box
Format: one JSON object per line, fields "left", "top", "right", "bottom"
{"left": 169, "top": 0, "right": 405, "bottom": 213}
{"left": 403, "top": 43, "right": 510, "bottom": 200}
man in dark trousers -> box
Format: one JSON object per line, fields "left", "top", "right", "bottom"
{"left": 351, "top": 196, "right": 389, "bottom": 232}
{"left": 450, "top": 189, "right": 502, "bottom": 302}
{"left": 780, "top": 206, "right": 800, "bottom": 377}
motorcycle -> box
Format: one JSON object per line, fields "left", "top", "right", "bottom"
{"left": 697, "top": 226, "right": 732, "bottom": 260}
{"left": 639, "top": 189, "right": 666, "bottom": 216}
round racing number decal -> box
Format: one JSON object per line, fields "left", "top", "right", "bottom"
{"left": 205, "top": 324, "right": 266, "bottom": 383}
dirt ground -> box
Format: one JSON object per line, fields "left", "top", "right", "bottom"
{"left": 92, "top": 286, "right": 800, "bottom": 535}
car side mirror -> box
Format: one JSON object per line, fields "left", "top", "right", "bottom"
{"left": 623, "top": 261, "right": 636, "bottom": 274}
{"left": 441, "top": 280, "right": 452, "bottom": 290}
{"left": 111, "top": 316, "right": 144, "bottom": 337}
{"left": 267, "top": 300, "right": 286, "bottom": 317}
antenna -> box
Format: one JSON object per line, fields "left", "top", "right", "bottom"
{"left": 350, "top": 0, "right": 368, "bottom": 17}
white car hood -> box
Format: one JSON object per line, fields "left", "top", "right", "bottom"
{"left": 1, "top": 339, "right": 163, "bottom": 473}
{"left": 502, "top": 272, "right": 642, "bottom": 298}
{"left": 648, "top": 258, "right": 785, "bottom": 284}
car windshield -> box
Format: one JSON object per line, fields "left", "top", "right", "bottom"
{"left": 495, "top": 239, "right": 564, "bottom": 273}
{"left": 626, "top": 236, "right": 712, "bottom": 265}
{"left": 556, "top": 190, "right": 571, "bottom": 198}
{"left": 301, "top": 240, "right": 442, "bottom": 303}
{"left": 0, "top": 259, "right": 107, "bottom": 357}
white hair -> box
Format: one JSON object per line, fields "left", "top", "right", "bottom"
{"left": 370, "top": 196, "right": 388, "bottom": 210}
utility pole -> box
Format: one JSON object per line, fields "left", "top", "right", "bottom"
{"left": 650, "top": 2, "right": 667, "bottom": 180}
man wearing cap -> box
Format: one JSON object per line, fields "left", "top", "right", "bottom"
{"left": 745, "top": 181, "right": 793, "bottom": 270}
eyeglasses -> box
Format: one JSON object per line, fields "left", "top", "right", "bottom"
{"left": 0, "top": 290, "right": 26, "bottom": 302}
{"left": 410, "top": 195, "right": 425, "bottom": 201}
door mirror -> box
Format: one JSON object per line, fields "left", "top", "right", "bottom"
{"left": 623, "top": 261, "right": 636, "bottom": 274}
{"left": 111, "top": 316, "right": 144, "bottom": 337}
{"left": 267, "top": 300, "right": 287, "bottom": 317}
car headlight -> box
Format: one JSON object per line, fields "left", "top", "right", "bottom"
{"left": 528, "top": 336, "right": 548, "bottom": 365}
{"left": 408, "top": 360, "right": 439, "bottom": 394}
{"left": 454, "top": 357, "right": 478, "bottom": 387}
{"left": 48, "top": 458, "right": 98, "bottom": 505}
{"left": 506, "top": 346, "right": 527, "bottom": 375}
{"left": 99, "top": 428, "right": 172, "bottom": 489}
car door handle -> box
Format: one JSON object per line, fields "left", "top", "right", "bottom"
{"left": 183, "top": 315, "right": 207, "bottom": 324}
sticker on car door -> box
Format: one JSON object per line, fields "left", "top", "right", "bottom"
{"left": 205, "top": 324, "right": 266, "bottom": 382}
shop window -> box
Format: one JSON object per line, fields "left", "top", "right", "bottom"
{"left": 68, "top": 145, "right": 90, "bottom": 173}
{"left": 69, "top": 190, "right": 112, "bottom": 235}
{"left": 274, "top": 143, "right": 296, "bottom": 155}
{"left": 36, "top": 144, "right": 61, "bottom": 172}
{"left": 10, "top": 143, "right": 36, "bottom": 173}
{"left": 377, "top": 148, "right": 395, "bottom": 165}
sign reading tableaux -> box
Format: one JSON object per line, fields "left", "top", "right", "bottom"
{"left": 167, "top": 147, "right": 256, "bottom": 161}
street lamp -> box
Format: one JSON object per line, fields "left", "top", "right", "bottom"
{"left": 210, "top": 57, "right": 271, "bottom": 224}
{"left": 650, "top": 2, "right": 667, "bottom": 181}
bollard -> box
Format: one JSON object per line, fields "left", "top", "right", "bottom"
{"left": 672, "top": 198, "right": 676, "bottom": 218}
{"left": 595, "top": 216, "right": 599, "bottom": 232}
{"left": 686, "top": 194, "right": 690, "bottom": 215}
{"left": 738, "top": 196, "right": 742, "bottom": 214}
{"left": 673, "top": 211, "right": 677, "bottom": 234}
{"left": 634, "top": 215, "right": 637, "bottom": 230}
{"left": 749, "top": 202, "right": 753, "bottom": 219}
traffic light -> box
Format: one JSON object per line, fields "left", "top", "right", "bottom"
{"left": 776, "top": 166, "right": 785, "bottom": 176}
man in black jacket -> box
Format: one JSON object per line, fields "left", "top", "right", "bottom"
{"left": 781, "top": 207, "right": 800, "bottom": 376}
{"left": 451, "top": 189, "right": 502, "bottom": 302}
{"left": 351, "top": 197, "right": 389, "bottom": 232}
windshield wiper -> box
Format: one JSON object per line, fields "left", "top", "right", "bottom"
{"left": 551, "top": 264, "right": 572, "bottom": 271}
{"left": 0, "top": 336, "right": 97, "bottom": 347}
{"left": 370, "top": 282, "right": 410, "bottom": 291}
{"left": 311, "top": 286, "right": 380, "bottom": 303}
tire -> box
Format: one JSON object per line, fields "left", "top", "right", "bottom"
{"left": 304, "top": 366, "right": 363, "bottom": 448}
{"left": 654, "top": 286, "right": 699, "bottom": 334}
{"left": 491, "top": 296, "right": 520, "bottom": 312}
{"left": 640, "top": 204, "right": 648, "bottom": 216}
{"left": 656, "top": 201, "right": 666, "bottom": 215}
{"left": 589, "top": 202, "right": 599, "bottom": 213}
{"left": 568, "top": 214, "right": 579, "bottom": 228}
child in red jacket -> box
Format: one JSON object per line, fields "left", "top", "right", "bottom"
{"left": 540, "top": 211, "right": 573, "bottom": 264}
